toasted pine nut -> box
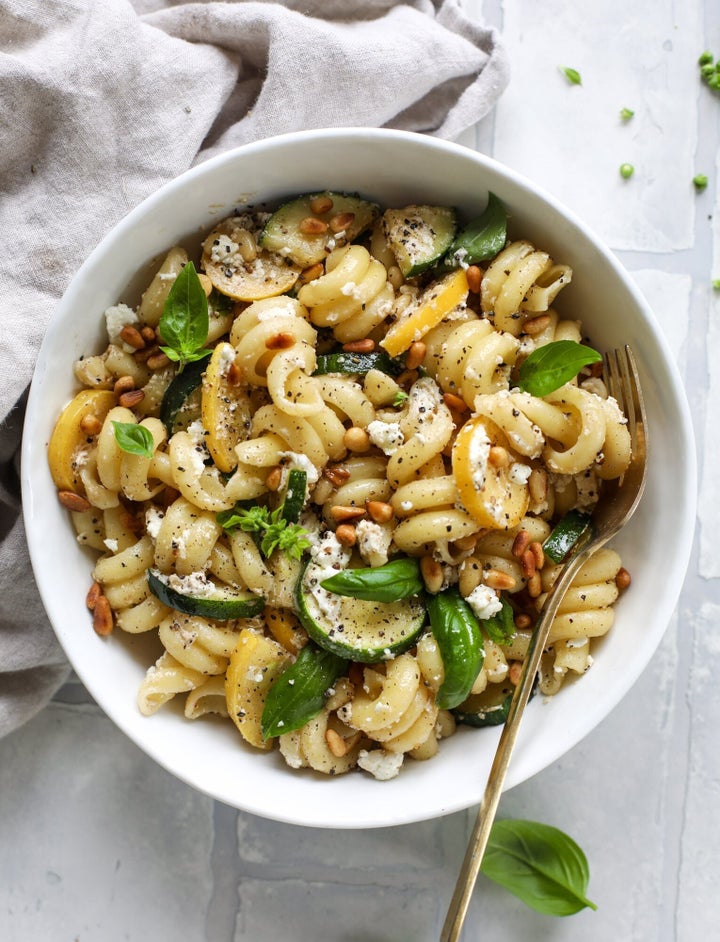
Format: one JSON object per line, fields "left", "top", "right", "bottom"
{"left": 523, "top": 314, "right": 551, "bottom": 336}
{"left": 520, "top": 549, "right": 536, "bottom": 580}
{"left": 343, "top": 426, "right": 370, "bottom": 453}
{"left": 366, "top": 500, "right": 394, "bottom": 524}
{"left": 342, "top": 338, "right": 375, "bottom": 353}
{"left": 512, "top": 529, "right": 531, "bottom": 558}
{"left": 335, "top": 523, "right": 357, "bottom": 547}
{"left": 526, "top": 571, "right": 542, "bottom": 598}
{"left": 120, "top": 325, "right": 145, "bottom": 349}
{"left": 113, "top": 375, "right": 135, "bottom": 396}
{"left": 508, "top": 661, "right": 524, "bottom": 685}
{"left": 134, "top": 344, "right": 159, "bottom": 363}
{"left": 310, "top": 195, "right": 334, "bottom": 215}
{"left": 488, "top": 446, "right": 509, "bottom": 468}
{"left": 197, "top": 273, "right": 213, "bottom": 296}
{"left": 300, "top": 216, "right": 328, "bottom": 235}
{"left": 395, "top": 369, "right": 417, "bottom": 387}
{"left": 58, "top": 490, "right": 91, "bottom": 513}
{"left": 141, "top": 326, "right": 157, "bottom": 343}
{"left": 405, "top": 341, "right": 427, "bottom": 371}
{"left": 529, "top": 541, "right": 545, "bottom": 570}
{"left": 265, "top": 466, "right": 282, "bottom": 491}
{"left": 615, "top": 567, "right": 632, "bottom": 590}
{"left": 330, "top": 505, "right": 366, "bottom": 522}
{"left": 323, "top": 465, "right": 351, "bottom": 487}
{"left": 465, "top": 265, "right": 483, "bottom": 293}
{"left": 443, "top": 392, "right": 468, "bottom": 413}
{"left": 80, "top": 414, "right": 103, "bottom": 436}
{"left": 265, "top": 332, "right": 294, "bottom": 350}
{"left": 226, "top": 361, "right": 242, "bottom": 386}
{"left": 589, "top": 360, "right": 604, "bottom": 378}
{"left": 420, "top": 555, "right": 444, "bottom": 594}
{"left": 483, "top": 568, "right": 516, "bottom": 591}
{"left": 146, "top": 352, "right": 171, "bottom": 370}
{"left": 528, "top": 468, "right": 548, "bottom": 503}
{"left": 86, "top": 581, "right": 102, "bottom": 611}
{"left": 299, "top": 262, "right": 324, "bottom": 284}
{"left": 118, "top": 389, "right": 145, "bottom": 409}
{"left": 514, "top": 612, "right": 532, "bottom": 630}
{"left": 325, "top": 728, "right": 350, "bottom": 757}
{"left": 93, "top": 595, "right": 114, "bottom": 636}
{"left": 329, "top": 212, "right": 355, "bottom": 233}
{"left": 234, "top": 229, "right": 258, "bottom": 263}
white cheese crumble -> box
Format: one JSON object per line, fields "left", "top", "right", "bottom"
{"left": 218, "top": 344, "right": 236, "bottom": 377}
{"left": 186, "top": 419, "right": 207, "bottom": 445}
{"left": 145, "top": 507, "right": 165, "bottom": 539}
{"left": 105, "top": 303, "right": 138, "bottom": 352}
{"left": 367, "top": 420, "right": 404, "bottom": 455}
{"left": 279, "top": 451, "right": 320, "bottom": 488}
{"left": 355, "top": 520, "right": 392, "bottom": 567}
{"left": 468, "top": 421, "right": 491, "bottom": 490}
{"left": 103, "top": 538, "right": 118, "bottom": 553}
{"left": 158, "top": 570, "right": 217, "bottom": 598}
{"left": 357, "top": 749, "right": 404, "bottom": 781}
{"left": 508, "top": 462, "right": 532, "bottom": 485}
{"left": 466, "top": 583, "right": 503, "bottom": 621}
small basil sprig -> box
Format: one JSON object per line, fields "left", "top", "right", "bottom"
{"left": 482, "top": 596, "right": 516, "bottom": 645}
{"left": 517, "top": 340, "right": 602, "bottom": 397}
{"left": 481, "top": 819, "right": 597, "bottom": 915}
{"left": 261, "top": 644, "right": 348, "bottom": 740}
{"left": 320, "top": 557, "right": 423, "bottom": 603}
{"left": 218, "top": 504, "right": 311, "bottom": 560}
{"left": 112, "top": 420, "right": 154, "bottom": 458}
{"left": 444, "top": 192, "right": 507, "bottom": 267}
{"left": 427, "top": 588, "right": 484, "bottom": 709}
{"left": 159, "top": 261, "right": 212, "bottom": 371}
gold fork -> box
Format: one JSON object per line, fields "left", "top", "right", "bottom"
{"left": 440, "top": 345, "right": 648, "bottom": 942}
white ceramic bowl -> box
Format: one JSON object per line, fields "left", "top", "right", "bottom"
{"left": 22, "top": 128, "right": 696, "bottom": 828}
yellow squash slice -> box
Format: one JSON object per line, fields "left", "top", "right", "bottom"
{"left": 202, "top": 221, "right": 300, "bottom": 302}
{"left": 380, "top": 268, "right": 469, "bottom": 357}
{"left": 225, "top": 628, "right": 291, "bottom": 749}
{"left": 47, "top": 389, "right": 116, "bottom": 492}
{"left": 201, "top": 342, "right": 253, "bottom": 473}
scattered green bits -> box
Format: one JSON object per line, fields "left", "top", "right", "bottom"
{"left": 699, "top": 51, "right": 720, "bottom": 89}
{"left": 620, "top": 107, "right": 635, "bottom": 121}
{"left": 619, "top": 163, "right": 635, "bottom": 179}
{"left": 699, "top": 50, "right": 714, "bottom": 66}
{"left": 560, "top": 66, "right": 582, "bottom": 85}
{"left": 693, "top": 174, "right": 708, "bottom": 190}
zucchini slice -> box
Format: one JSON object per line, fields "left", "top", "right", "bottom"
{"left": 280, "top": 468, "right": 307, "bottom": 524}
{"left": 543, "top": 509, "right": 593, "bottom": 563}
{"left": 147, "top": 568, "right": 265, "bottom": 620}
{"left": 295, "top": 558, "right": 426, "bottom": 663}
{"left": 313, "top": 350, "right": 405, "bottom": 377}
{"left": 159, "top": 354, "right": 209, "bottom": 434}
{"left": 453, "top": 683, "right": 514, "bottom": 728}
{"left": 259, "top": 192, "right": 380, "bottom": 268}
{"left": 382, "top": 205, "right": 457, "bottom": 278}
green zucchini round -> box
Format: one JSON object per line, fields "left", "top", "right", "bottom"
{"left": 147, "top": 568, "right": 265, "bottom": 620}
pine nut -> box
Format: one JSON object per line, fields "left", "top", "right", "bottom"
{"left": 197, "top": 273, "right": 213, "bottom": 296}
{"left": 395, "top": 369, "right": 417, "bottom": 387}
{"left": 483, "top": 568, "right": 516, "bottom": 591}
{"left": 86, "top": 581, "right": 102, "bottom": 611}
{"left": 335, "top": 523, "right": 357, "bottom": 547}
{"left": 366, "top": 500, "right": 394, "bottom": 524}
{"left": 343, "top": 426, "right": 370, "bottom": 453}
{"left": 405, "top": 341, "right": 427, "bottom": 371}
{"left": 523, "top": 314, "right": 551, "bottom": 336}
{"left": 113, "top": 375, "right": 135, "bottom": 396}
{"left": 330, "top": 505, "right": 366, "bottom": 522}
{"left": 512, "top": 529, "right": 531, "bottom": 558}
{"left": 528, "top": 468, "right": 548, "bottom": 502}
{"left": 265, "top": 332, "right": 295, "bottom": 350}
{"left": 300, "top": 216, "right": 328, "bottom": 235}
{"left": 342, "top": 338, "right": 375, "bottom": 353}
{"left": 226, "top": 361, "right": 242, "bottom": 386}
{"left": 57, "top": 490, "right": 91, "bottom": 513}
{"left": 329, "top": 212, "right": 354, "bottom": 233}
{"left": 458, "top": 558, "right": 483, "bottom": 596}
{"left": 323, "top": 465, "right": 351, "bottom": 487}
{"left": 589, "top": 360, "right": 604, "bottom": 378}
{"left": 118, "top": 389, "right": 145, "bottom": 409}
{"left": 310, "top": 195, "right": 334, "bottom": 215}
{"left": 465, "top": 265, "right": 482, "bottom": 294}
{"left": 421, "top": 556, "right": 444, "bottom": 594}
{"left": 80, "top": 414, "right": 102, "bottom": 436}
{"left": 299, "top": 262, "right": 324, "bottom": 284}
{"left": 615, "top": 567, "right": 632, "bottom": 590}
{"left": 93, "top": 595, "right": 114, "bottom": 636}
{"left": 325, "top": 728, "right": 349, "bottom": 757}
{"left": 514, "top": 612, "right": 532, "bottom": 629}
{"left": 453, "top": 532, "right": 480, "bottom": 553}
{"left": 529, "top": 541, "right": 545, "bottom": 570}
{"left": 526, "top": 571, "right": 542, "bottom": 598}
{"left": 120, "top": 325, "right": 146, "bottom": 349}
{"left": 141, "top": 326, "right": 157, "bottom": 343}
{"left": 443, "top": 392, "right": 468, "bottom": 413}
{"left": 508, "top": 661, "right": 523, "bottom": 685}
{"left": 520, "top": 549, "right": 536, "bottom": 580}
{"left": 146, "top": 352, "right": 171, "bottom": 370}
{"left": 265, "top": 466, "right": 282, "bottom": 491}
{"left": 134, "top": 344, "right": 159, "bottom": 363}
{"left": 488, "top": 446, "right": 509, "bottom": 468}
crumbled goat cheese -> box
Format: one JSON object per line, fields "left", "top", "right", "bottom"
{"left": 162, "top": 571, "right": 216, "bottom": 598}
{"left": 469, "top": 421, "right": 491, "bottom": 490}
{"left": 508, "top": 462, "right": 532, "bottom": 485}
{"left": 355, "top": 520, "right": 393, "bottom": 567}
{"left": 466, "top": 583, "right": 503, "bottom": 621}
{"left": 103, "top": 538, "right": 118, "bottom": 553}
{"left": 357, "top": 749, "right": 404, "bottom": 781}
{"left": 105, "top": 303, "right": 138, "bottom": 352}
{"left": 218, "top": 344, "right": 236, "bottom": 377}
{"left": 145, "top": 507, "right": 165, "bottom": 539}
{"left": 340, "top": 281, "right": 362, "bottom": 299}
{"left": 186, "top": 419, "right": 207, "bottom": 445}
{"left": 210, "top": 237, "right": 240, "bottom": 266}
{"left": 367, "top": 420, "right": 404, "bottom": 455}
{"left": 279, "top": 451, "right": 320, "bottom": 487}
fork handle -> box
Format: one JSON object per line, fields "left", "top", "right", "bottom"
{"left": 439, "top": 554, "right": 590, "bottom": 942}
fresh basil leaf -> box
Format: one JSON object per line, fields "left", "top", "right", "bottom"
{"left": 560, "top": 66, "right": 583, "bottom": 86}
{"left": 427, "top": 588, "right": 484, "bottom": 710}
{"left": 517, "top": 340, "right": 602, "bottom": 397}
{"left": 482, "top": 596, "right": 516, "bottom": 645}
{"left": 321, "top": 557, "right": 423, "bottom": 602}
{"left": 111, "top": 420, "right": 154, "bottom": 458}
{"left": 446, "top": 192, "right": 507, "bottom": 266}
{"left": 481, "top": 819, "right": 597, "bottom": 916}
{"left": 261, "top": 644, "right": 348, "bottom": 739}
{"left": 159, "top": 261, "right": 211, "bottom": 366}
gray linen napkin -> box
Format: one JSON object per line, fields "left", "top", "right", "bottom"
{"left": 0, "top": 0, "right": 509, "bottom": 737}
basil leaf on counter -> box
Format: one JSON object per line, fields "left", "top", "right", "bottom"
{"left": 517, "top": 340, "right": 602, "bottom": 397}
{"left": 159, "top": 261, "right": 212, "bottom": 370}
{"left": 481, "top": 819, "right": 597, "bottom": 916}
{"left": 261, "top": 644, "right": 348, "bottom": 740}
{"left": 112, "top": 420, "right": 154, "bottom": 458}
{"left": 320, "top": 557, "right": 423, "bottom": 602}
{"left": 445, "top": 192, "right": 507, "bottom": 266}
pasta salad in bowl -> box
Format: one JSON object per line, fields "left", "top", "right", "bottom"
{"left": 23, "top": 129, "right": 695, "bottom": 828}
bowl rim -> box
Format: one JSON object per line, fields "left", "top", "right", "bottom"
{"left": 21, "top": 127, "right": 697, "bottom": 828}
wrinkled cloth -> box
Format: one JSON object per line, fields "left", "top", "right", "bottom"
{"left": 0, "top": 0, "right": 509, "bottom": 737}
